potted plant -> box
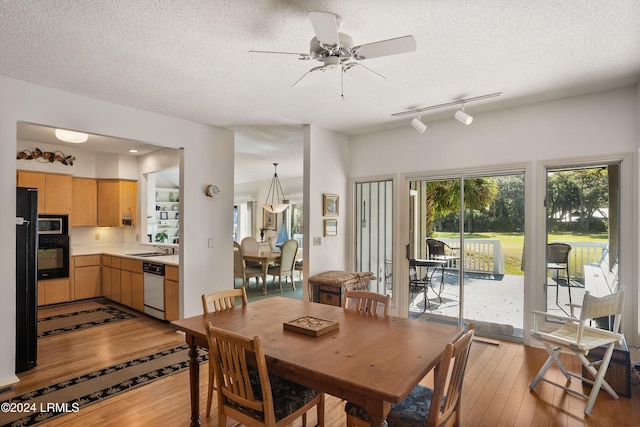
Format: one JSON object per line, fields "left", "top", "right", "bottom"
{"left": 155, "top": 231, "right": 169, "bottom": 243}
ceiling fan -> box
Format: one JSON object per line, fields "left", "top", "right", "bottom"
{"left": 250, "top": 11, "right": 416, "bottom": 98}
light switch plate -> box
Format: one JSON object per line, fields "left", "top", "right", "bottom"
{"left": 313, "top": 237, "right": 321, "bottom": 246}
{"left": 208, "top": 238, "right": 215, "bottom": 248}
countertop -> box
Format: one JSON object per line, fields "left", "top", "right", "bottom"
{"left": 71, "top": 244, "right": 179, "bottom": 266}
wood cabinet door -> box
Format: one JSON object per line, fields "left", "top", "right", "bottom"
{"left": 97, "top": 180, "right": 119, "bottom": 226}
{"left": 74, "top": 265, "right": 101, "bottom": 300}
{"left": 71, "top": 177, "right": 97, "bottom": 226}
{"left": 164, "top": 279, "right": 179, "bottom": 321}
{"left": 119, "top": 180, "right": 137, "bottom": 226}
{"left": 131, "top": 272, "right": 144, "bottom": 312}
{"left": 120, "top": 270, "right": 132, "bottom": 307}
{"left": 45, "top": 174, "right": 72, "bottom": 214}
{"left": 17, "top": 171, "right": 46, "bottom": 213}
{"left": 110, "top": 264, "right": 122, "bottom": 303}
{"left": 41, "top": 278, "right": 71, "bottom": 305}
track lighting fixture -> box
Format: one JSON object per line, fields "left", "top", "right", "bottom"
{"left": 410, "top": 116, "right": 427, "bottom": 134}
{"left": 454, "top": 105, "right": 473, "bottom": 125}
{"left": 391, "top": 92, "right": 501, "bottom": 127}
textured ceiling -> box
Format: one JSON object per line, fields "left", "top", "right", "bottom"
{"left": 2, "top": 1, "right": 639, "bottom": 183}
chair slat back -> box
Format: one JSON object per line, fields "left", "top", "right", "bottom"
{"left": 206, "top": 324, "right": 272, "bottom": 418}
{"left": 202, "top": 288, "right": 248, "bottom": 314}
{"left": 429, "top": 325, "right": 475, "bottom": 427}
{"left": 343, "top": 290, "right": 390, "bottom": 317}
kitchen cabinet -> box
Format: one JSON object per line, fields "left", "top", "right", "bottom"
{"left": 71, "top": 177, "right": 97, "bottom": 226}
{"left": 164, "top": 265, "right": 179, "bottom": 321}
{"left": 110, "top": 256, "right": 122, "bottom": 303}
{"left": 101, "top": 255, "right": 112, "bottom": 299}
{"left": 37, "top": 278, "right": 71, "bottom": 306}
{"left": 17, "top": 171, "right": 72, "bottom": 215}
{"left": 72, "top": 255, "right": 101, "bottom": 300}
{"left": 97, "top": 180, "right": 137, "bottom": 227}
{"left": 120, "top": 258, "right": 143, "bottom": 311}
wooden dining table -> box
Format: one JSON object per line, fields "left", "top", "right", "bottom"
{"left": 171, "top": 296, "right": 463, "bottom": 427}
{"left": 241, "top": 250, "right": 282, "bottom": 294}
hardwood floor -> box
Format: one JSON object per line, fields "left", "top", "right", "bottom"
{"left": 4, "top": 299, "right": 639, "bottom": 426}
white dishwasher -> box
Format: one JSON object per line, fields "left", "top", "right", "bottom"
{"left": 143, "top": 262, "right": 165, "bottom": 320}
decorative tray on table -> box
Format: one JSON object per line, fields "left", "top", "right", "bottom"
{"left": 283, "top": 316, "right": 339, "bottom": 337}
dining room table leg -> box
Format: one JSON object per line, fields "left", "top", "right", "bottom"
{"left": 187, "top": 338, "right": 201, "bottom": 427}
{"left": 366, "top": 399, "right": 391, "bottom": 427}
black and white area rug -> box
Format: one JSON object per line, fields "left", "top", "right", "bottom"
{"left": 37, "top": 305, "right": 137, "bottom": 338}
{"left": 0, "top": 345, "right": 207, "bottom": 427}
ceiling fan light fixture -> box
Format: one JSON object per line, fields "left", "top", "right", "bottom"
{"left": 454, "top": 105, "right": 473, "bottom": 125}
{"left": 262, "top": 163, "right": 289, "bottom": 214}
{"left": 55, "top": 128, "right": 88, "bottom": 143}
{"left": 411, "top": 116, "right": 427, "bottom": 134}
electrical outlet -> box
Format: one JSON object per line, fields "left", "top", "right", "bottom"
{"left": 208, "top": 238, "right": 215, "bottom": 248}
{"left": 313, "top": 237, "right": 321, "bottom": 246}
{"left": 95, "top": 233, "right": 100, "bottom": 240}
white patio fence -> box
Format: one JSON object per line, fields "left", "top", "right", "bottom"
{"left": 436, "top": 238, "right": 607, "bottom": 280}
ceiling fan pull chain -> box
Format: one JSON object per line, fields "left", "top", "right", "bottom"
{"left": 340, "top": 66, "right": 345, "bottom": 100}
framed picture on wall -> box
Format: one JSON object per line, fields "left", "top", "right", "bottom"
{"left": 263, "top": 209, "right": 277, "bottom": 230}
{"left": 324, "top": 219, "right": 337, "bottom": 236}
{"left": 160, "top": 211, "right": 168, "bottom": 220}
{"left": 323, "top": 193, "right": 339, "bottom": 216}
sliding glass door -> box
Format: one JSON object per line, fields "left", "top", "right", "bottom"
{"left": 408, "top": 172, "right": 525, "bottom": 340}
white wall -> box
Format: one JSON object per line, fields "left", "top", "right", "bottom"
{"left": 304, "top": 125, "right": 350, "bottom": 296}
{"left": 2, "top": 75, "right": 234, "bottom": 386}
{"left": 349, "top": 86, "right": 640, "bottom": 344}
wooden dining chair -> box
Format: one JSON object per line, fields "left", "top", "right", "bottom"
{"left": 343, "top": 289, "right": 390, "bottom": 317}
{"left": 345, "top": 324, "right": 476, "bottom": 427}
{"left": 206, "top": 323, "right": 325, "bottom": 427}
{"left": 267, "top": 238, "right": 298, "bottom": 293}
{"left": 200, "top": 287, "right": 248, "bottom": 417}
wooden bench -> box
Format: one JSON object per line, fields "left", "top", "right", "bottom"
{"left": 583, "top": 252, "right": 618, "bottom": 298}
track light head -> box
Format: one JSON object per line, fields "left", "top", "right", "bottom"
{"left": 411, "top": 116, "right": 427, "bottom": 134}
{"left": 454, "top": 106, "right": 473, "bottom": 125}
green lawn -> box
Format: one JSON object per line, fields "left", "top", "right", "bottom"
{"left": 434, "top": 232, "right": 608, "bottom": 276}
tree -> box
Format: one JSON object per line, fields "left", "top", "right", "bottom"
{"left": 425, "top": 178, "right": 498, "bottom": 235}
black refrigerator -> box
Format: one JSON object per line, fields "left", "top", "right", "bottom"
{"left": 16, "top": 187, "right": 38, "bottom": 373}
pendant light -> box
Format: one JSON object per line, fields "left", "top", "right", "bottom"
{"left": 263, "top": 163, "right": 289, "bottom": 214}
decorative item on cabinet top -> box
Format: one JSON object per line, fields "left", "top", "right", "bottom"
{"left": 17, "top": 148, "right": 76, "bottom": 166}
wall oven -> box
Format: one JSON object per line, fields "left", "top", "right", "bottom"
{"left": 37, "top": 215, "right": 70, "bottom": 280}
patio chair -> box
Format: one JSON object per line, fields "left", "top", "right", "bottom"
{"left": 547, "top": 242, "right": 573, "bottom": 304}
{"left": 409, "top": 258, "right": 430, "bottom": 311}
{"left": 343, "top": 289, "right": 390, "bottom": 317}
{"left": 530, "top": 288, "right": 625, "bottom": 415}
{"left": 206, "top": 323, "right": 325, "bottom": 427}
{"left": 345, "top": 324, "right": 476, "bottom": 427}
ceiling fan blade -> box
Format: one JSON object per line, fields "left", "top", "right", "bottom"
{"left": 292, "top": 66, "right": 324, "bottom": 87}
{"left": 352, "top": 35, "right": 416, "bottom": 60}
{"left": 249, "top": 50, "right": 311, "bottom": 60}
{"left": 309, "top": 12, "right": 340, "bottom": 47}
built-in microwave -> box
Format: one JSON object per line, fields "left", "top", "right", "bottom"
{"left": 37, "top": 215, "right": 68, "bottom": 235}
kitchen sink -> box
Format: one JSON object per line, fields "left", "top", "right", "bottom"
{"left": 127, "top": 252, "right": 172, "bottom": 257}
